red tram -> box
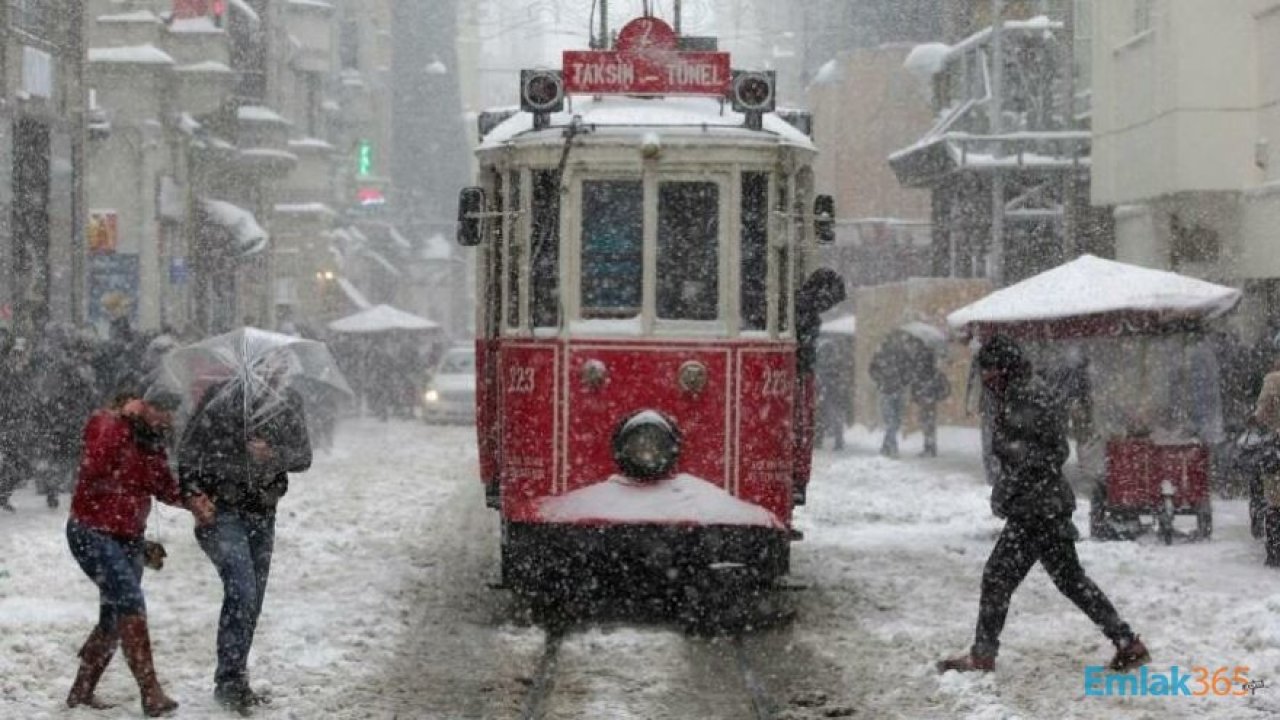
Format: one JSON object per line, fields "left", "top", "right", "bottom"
{"left": 456, "top": 15, "right": 837, "bottom": 592}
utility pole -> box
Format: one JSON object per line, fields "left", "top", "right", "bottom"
{"left": 674, "top": 0, "right": 681, "bottom": 34}
{"left": 599, "top": 0, "right": 609, "bottom": 49}
{"left": 989, "top": 0, "right": 1005, "bottom": 283}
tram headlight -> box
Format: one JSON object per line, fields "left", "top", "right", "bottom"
{"left": 612, "top": 410, "right": 681, "bottom": 481}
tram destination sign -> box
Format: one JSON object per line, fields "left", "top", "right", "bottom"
{"left": 563, "top": 16, "right": 730, "bottom": 96}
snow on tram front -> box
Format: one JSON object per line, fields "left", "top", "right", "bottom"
{"left": 454, "top": 14, "right": 838, "bottom": 593}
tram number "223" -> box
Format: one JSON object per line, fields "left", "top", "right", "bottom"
{"left": 761, "top": 369, "right": 792, "bottom": 397}
{"left": 507, "top": 366, "right": 536, "bottom": 394}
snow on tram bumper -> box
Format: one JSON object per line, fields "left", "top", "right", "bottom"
{"left": 536, "top": 473, "right": 785, "bottom": 530}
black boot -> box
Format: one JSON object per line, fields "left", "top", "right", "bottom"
{"left": 1265, "top": 508, "right": 1280, "bottom": 567}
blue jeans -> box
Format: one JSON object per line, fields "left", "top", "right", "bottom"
{"left": 879, "top": 391, "right": 906, "bottom": 454}
{"left": 66, "top": 520, "right": 146, "bottom": 632}
{"left": 195, "top": 510, "right": 276, "bottom": 689}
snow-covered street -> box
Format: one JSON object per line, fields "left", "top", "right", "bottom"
{"left": 3, "top": 419, "right": 1280, "bottom": 719}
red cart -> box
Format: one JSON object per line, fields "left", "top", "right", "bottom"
{"left": 1097, "top": 438, "right": 1212, "bottom": 544}
{"left": 948, "top": 255, "right": 1242, "bottom": 546}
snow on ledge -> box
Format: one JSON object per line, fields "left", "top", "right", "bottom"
{"left": 89, "top": 45, "right": 176, "bottom": 65}
{"left": 537, "top": 474, "right": 785, "bottom": 529}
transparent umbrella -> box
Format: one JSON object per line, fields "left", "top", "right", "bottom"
{"left": 150, "top": 327, "right": 353, "bottom": 443}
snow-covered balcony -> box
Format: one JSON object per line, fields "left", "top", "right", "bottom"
{"left": 282, "top": 137, "right": 337, "bottom": 200}
{"left": 889, "top": 131, "right": 1091, "bottom": 188}
{"left": 87, "top": 45, "right": 176, "bottom": 126}
{"left": 94, "top": 10, "right": 166, "bottom": 48}
{"left": 173, "top": 61, "right": 234, "bottom": 117}
{"left": 237, "top": 105, "right": 298, "bottom": 178}
{"left": 285, "top": 0, "right": 335, "bottom": 74}
{"left": 164, "top": 15, "right": 231, "bottom": 67}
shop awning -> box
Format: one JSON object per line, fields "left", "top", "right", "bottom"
{"left": 200, "top": 198, "right": 268, "bottom": 256}
{"left": 948, "top": 254, "right": 1242, "bottom": 339}
{"left": 328, "top": 304, "right": 439, "bottom": 334}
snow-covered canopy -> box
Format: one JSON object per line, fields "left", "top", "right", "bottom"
{"left": 200, "top": 198, "right": 268, "bottom": 256}
{"left": 948, "top": 254, "right": 1242, "bottom": 337}
{"left": 328, "top": 304, "right": 439, "bottom": 334}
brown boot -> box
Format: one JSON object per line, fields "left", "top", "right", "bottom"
{"left": 118, "top": 614, "right": 179, "bottom": 717}
{"left": 67, "top": 626, "right": 118, "bottom": 709}
{"left": 937, "top": 653, "right": 996, "bottom": 673}
{"left": 1108, "top": 636, "right": 1150, "bottom": 672}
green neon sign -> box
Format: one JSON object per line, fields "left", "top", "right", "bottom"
{"left": 357, "top": 140, "right": 373, "bottom": 176}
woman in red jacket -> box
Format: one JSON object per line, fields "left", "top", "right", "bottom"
{"left": 65, "top": 390, "right": 212, "bottom": 716}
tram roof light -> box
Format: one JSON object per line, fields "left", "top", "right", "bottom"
{"left": 520, "top": 69, "right": 565, "bottom": 115}
{"left": 731, "top": 70, "right": 776, "bottom": 114}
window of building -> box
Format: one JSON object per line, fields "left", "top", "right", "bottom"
{"left": 657, "top": 182, "right": 720, "bottom": 321}
{"left": 581, "top": 180, "right": 643, "bottom": 319}
{"left": 9, "top": 0, "right": 52, "bottom": 41}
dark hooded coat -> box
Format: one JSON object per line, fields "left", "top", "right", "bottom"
{"left": 178, "top": 379, "right": 311, "bottom": 515}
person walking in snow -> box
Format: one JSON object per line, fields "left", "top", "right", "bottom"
{"left": 939, "top": 335, "right": 1150, "bottom": 674}
{"left": 910, "top": 352, "right": 950, "bottom": 457}
{"left": 65, "top": 390, "right": 197, "bottom": 716}
{"left": 869, "top": 333, "right": 913, "bottom": 457}
{"left": 179, "top": 354, "right": 311, "bottom": 714}
{"left": 1250, "top": 354, "right": 1280, "bottom": 566}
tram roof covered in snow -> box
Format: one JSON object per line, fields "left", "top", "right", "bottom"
{"left": 478, "top": 95, "right": 815, "bottom": 151}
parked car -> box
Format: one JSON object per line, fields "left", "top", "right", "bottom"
{"left": 422, "top": 345, "right": 476, "bottom": 424}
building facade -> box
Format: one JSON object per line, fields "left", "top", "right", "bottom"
{"left": 1090, "top": 0, "right": 1280, "bottom": 339}
{"left": 1, "top": 1, "right": 86, "bottom": 335}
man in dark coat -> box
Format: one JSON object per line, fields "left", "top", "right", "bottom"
{"left": 869, "top": 333, "right": 913, "bottom": 457}
{"left": 939, "top": 335, "right": 1149, "bottom": 674}
{"left": 178, "top": 358, "right": 311, "bottom": 713}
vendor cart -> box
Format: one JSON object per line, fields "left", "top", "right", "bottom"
{"left": 948, "top": 255, "right": 1242, "bottom": 545}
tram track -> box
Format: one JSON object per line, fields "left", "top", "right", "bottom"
{"left": 518, "top": 625, "right": 567, "bottom": 720}
{"left": 731, "top": 634, "right": 777, "bottom": 720}
{"left": 513, "top": 620, "right": 784, "bottom": 720}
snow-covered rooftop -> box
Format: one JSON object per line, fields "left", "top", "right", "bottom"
{"left": 88, "top": 45, "right": 176, "bottom": 65}
{"left": 947, "top": 254, "right": 1242, "bottom": 331}
{"left": 480, "top": 95, "right": 815, "bottom": 151}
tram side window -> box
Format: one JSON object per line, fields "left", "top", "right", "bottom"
{"left": 531, "top": 170, "right": 561, "bottom": 328}
{"left": 657, "top": 182, "right": 719, "bottom": 321}
{"left": 581, "top": 180, "right": 643, "bottom": 318}
{"left": 777, "top": 180, "right": 790, "bottom": 334}
{"left": 505, "top": 172, "right": 522, "bottom": 328}
{"left": 740, "top": 172, "right": 768, "bottom": 331}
